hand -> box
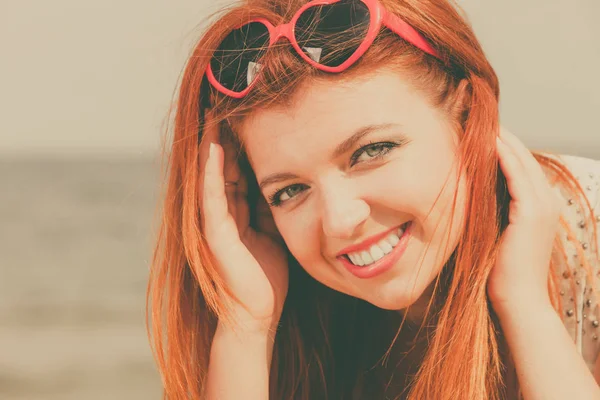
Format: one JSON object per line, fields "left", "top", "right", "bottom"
{"left": 488, "top": 126, "right": 563, "bottom": 313}
{"left": 198, "top": 110, "right": 289, "bottom": 334}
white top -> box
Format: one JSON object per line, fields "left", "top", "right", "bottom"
{"left": 551, "top": 154, "right": 600, "bottom": 375}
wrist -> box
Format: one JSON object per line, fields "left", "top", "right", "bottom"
{"left": 217, "top": 300, "right": 282, "bottom": 336}
{"left": 215, "top": 320, "right": 276, "bottom": 346}
{"left": 216, "top": 312, "right": 281, "bottom": 340}
{"left": 491, "top": 294, "right": 555, "bottom": 322}
{"left": 211, "top": 321, "right": 278, "bottom": 385}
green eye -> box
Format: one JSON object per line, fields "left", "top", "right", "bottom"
{"left": 267, "top": 183, "right": 307, "bottom": 207}
{"left": 267, "top": 140, "right": 401, "bottom": 207}
{"left": 350, "top": 141, "right": 398, "bottom": 166}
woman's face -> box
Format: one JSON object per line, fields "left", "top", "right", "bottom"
{"left": 238, "top": 68, "right": 468, "bottom": 311}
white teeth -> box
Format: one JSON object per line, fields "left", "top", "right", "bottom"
{"left": 387, "top": 232, "right": 400, "bottom": 246}
{"left": 359, "top": 250, "right": 373, "bottom": 264}
{"left": 379, "top": 240, "right": 393, "bottom": 254}
{"left": 345, "top": 225, "right": 408, "bottom": 267}
{"left": 348, "top": 253, "right": 363, "bottom": 266}
{"left": 369, "top": 244, "right": 385, "bottom": 261}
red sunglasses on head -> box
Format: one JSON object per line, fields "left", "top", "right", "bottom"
{"left": 206, "top": 0, "right": 441, "bottom": 99}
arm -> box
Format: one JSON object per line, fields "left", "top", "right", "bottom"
{"left": 496, "top": 300, "right": 600, "bottom": 400}
{"left": 491, "top": 128, "right": 600, "bottom": 399}
{"left": 204, "top": 322, "right": 275, "bottom": 400}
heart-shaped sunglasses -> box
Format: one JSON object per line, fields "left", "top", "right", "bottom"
{"left": 206, "top": 0, "right": 441, "bottom": 98}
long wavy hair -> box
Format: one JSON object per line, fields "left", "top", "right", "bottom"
{"left": 146, "top": 0, "right": 599, "bottom": 398}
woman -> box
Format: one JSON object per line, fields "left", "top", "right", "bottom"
{"left": 146, "top": 0, "right": 600, "bottom": 398}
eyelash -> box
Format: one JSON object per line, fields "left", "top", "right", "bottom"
{"left": 267, "top": 140, "right": 400, "bottom": 207}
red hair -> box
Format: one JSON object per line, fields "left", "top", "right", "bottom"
{"left": 146, "top": 0, "right": 599, "bottom": 398}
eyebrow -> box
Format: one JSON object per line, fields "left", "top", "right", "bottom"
{"left": 258, "top": 123, "right": 400, "bottom": 192}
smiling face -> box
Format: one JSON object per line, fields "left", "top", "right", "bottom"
{"left": 237, "top": 68, "right": 468, "bottom": 312}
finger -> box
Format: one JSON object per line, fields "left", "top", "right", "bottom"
{"left": 222, "top": 134, "right": 253, "bottom": 234}
{"left": 202, "top": 141, "right": 240, "bottom": 243}
{"left": 498, "top": 128, "right": 544, "bottom": 177}
{"left": 198, "top": 112, "right": 243, "bottom": 214}
{"left": 198, "top": 109, "right": 221, "bottom": 163}
{"left": 220, "top": 126, "right": 243, "bottom": 188}
{"left": 497, "top": 136, "right": 534, "bottom": 204}
{"left": 198, "top": 109, "right": 221, "bottom": 206}
{"left": 500, "top": 132, "right": 560, "bottom": 216}
{"left": 498, "top": 127, "right": 550, "bottom": 195}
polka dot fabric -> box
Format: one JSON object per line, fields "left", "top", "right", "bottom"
{"left": 549, "top": 154, "right": 600, "bottom": 375}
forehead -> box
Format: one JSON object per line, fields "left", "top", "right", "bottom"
{"left": 237, "top": 69, "right": 437, "bottom": 175}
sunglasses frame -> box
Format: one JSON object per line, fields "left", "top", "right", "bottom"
{"left": 206, "top": 0, "right": 440, "bottom": 98}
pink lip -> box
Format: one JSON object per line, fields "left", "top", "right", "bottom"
{"left": 337, "top": 221, "right": 413, "bottom": 279}
{"left": 336, "top": 222, "right": 409, "bottom": 258}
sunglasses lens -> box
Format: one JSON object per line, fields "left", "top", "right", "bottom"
{"left": 295, "top": 0, "right": 370, "bottom": 68}
{"left": 210, "top": 22, "right": 270, "bottom": 93}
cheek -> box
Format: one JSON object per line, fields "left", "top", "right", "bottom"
{"left": 393, "top": 141, "right": 459, "bottom": 210}
{"left": 275, "top": 213, "right": 320, "bottom": 264}
{"left": 406, "top": 158, "right": 467, "bottom": 245}
{"left": 274, "top": 211, "right": 349, "bottom": 290}
{"left": 390, "top": 167, "right": 456, "bottom": 222}
{"left": 426, "top": 171, "right": 468, "bottom": 258}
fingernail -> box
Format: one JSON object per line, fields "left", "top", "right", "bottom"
{"left": 209, "top": 142, "right": 216, "bottom": 157}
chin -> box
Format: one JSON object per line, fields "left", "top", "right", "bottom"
{"left": 363, "top": 278, "right": 425, "bottom": 311}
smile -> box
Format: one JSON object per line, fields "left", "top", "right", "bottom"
{"left": 337, "top": 221, "right": 413, "bottom": 279}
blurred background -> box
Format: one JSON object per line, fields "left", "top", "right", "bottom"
{"left": 0, "top": 0, "right": 598, "bottom": 399}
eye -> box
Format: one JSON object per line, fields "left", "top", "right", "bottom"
{"left": 267, "top": 140, "right": 401, "bottom": 207}
{"left": 267, "top": 183, "right": 307, "bottom": 207}
{"left": 350, "top": 141, "right": 398, "bottom": 166}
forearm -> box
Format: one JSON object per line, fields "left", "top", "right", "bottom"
{"left": 496, "top": 301, "right": 600, "bottom": 400}
{"left": 205, "top": 323, "right": 275, "bottom": 400}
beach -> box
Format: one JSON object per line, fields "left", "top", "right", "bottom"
{"left": 0, "top": 157, "right": 163, "bottom": 399}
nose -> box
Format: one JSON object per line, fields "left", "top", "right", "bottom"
{"left": 320, "top": 184, "right": 370, "bottom": 239}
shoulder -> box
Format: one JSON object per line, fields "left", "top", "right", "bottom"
{"left": 544, "top": 153, "right": 600, "bottom": 374}
{"left": 552, "top": 153, "right": 600, "bottom": 219}
{"left": 541, "top": 153, "right": 600, "bottom": 213}
{"left": 555, "top": 154, "right": 600, "bottom": 180}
